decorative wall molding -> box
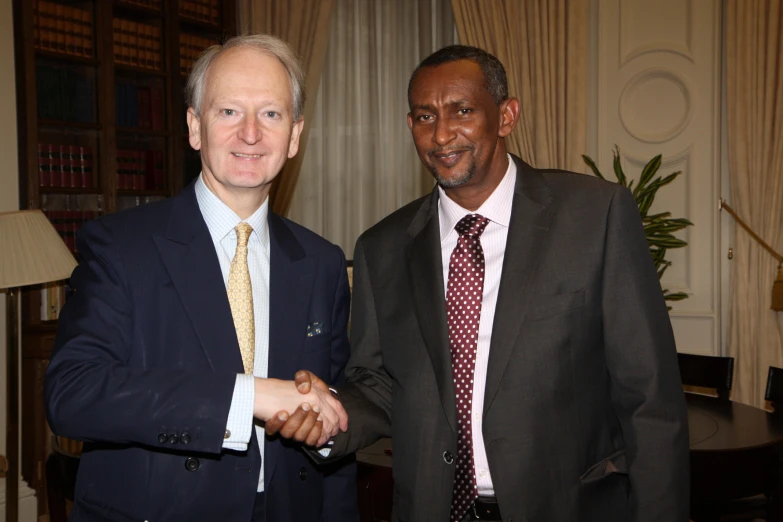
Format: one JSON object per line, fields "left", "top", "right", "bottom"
{"left": 619, "top": 0, "right": 694, "bottom": 65}
{"left": 594, "top": 0, "right": 722, "bottom": 354}
{"left": 619, "top": 69, "right": 693, "bottom": 143}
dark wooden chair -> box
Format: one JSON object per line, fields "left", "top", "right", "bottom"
{"left": 678, "top": 353, "right": 734, "bottom": 400}
{"left": 766, "top": 366, "right": 783, "bottom": 411}
{"left": 692, "top": 366, "right": 783, "bottom": 521}
{"left": 45, "top": 435, "right": 80, "bottom": 522}
{"left": 764, "top": 366, "right": 783, "bottom": 521}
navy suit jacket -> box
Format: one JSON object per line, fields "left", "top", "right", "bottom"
{"left": 45, "top": 182, "right": 357, "bottom": 522}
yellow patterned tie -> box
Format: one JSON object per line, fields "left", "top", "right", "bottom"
{"left": 227, "top": 223, "right": 254, "bottom": 374}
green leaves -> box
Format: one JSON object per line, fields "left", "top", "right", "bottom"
{"left": 583, "top": 147, "right": 694, "bottom": 305}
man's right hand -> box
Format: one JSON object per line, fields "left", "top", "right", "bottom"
{"left": 254, "top": 371, "right": 346, "bottom": 447}
{"left": 265, "top": 370, "right": 340, "bottom": 447}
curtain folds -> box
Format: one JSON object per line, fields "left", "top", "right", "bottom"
{"left": 287, "top": 0, "right": 456, "bottom": 258}
{"left": 725, "top": 0, "right": 783, "bottom": 406}
{"left": 450, "top": 0, "right": 588, "bottom": 172}
{"left": 237, "top": 0, "right": 336, "bottom": 216}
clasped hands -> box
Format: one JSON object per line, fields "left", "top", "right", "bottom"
{"left": 254, "top": 370, "right": 344, "bottom": 448}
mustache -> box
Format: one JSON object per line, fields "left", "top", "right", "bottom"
{"left": 428, "top": 145, "right": 474, "bottom": 156}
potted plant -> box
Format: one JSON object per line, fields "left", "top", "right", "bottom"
{"left": 582, "top": 147, "right": 693, "bottom": 307}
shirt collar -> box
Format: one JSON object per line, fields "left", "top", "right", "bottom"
{"left": 195, "top": 173, "right": 270, "bottom": 251}
{"left": 438, "top": 154, "right": 517, "bottom": 243}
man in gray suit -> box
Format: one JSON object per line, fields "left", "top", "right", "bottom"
{"left": 269, "top": 45, "right": 689, "bottom": 521}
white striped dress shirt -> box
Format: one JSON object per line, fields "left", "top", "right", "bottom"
{"left": 438, "top": 155, "right": 517, "bottom": 497}
{"left": 195, "top": 174, "right": 270, "bottom": 492}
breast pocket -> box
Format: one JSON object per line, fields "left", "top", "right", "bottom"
{"left": 526, "top": 289, "right": 585, "bottom": 322}
{"left": 303, "top": 329, "right": 331, "bottom": 354}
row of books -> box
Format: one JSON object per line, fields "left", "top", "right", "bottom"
{"left": 43, "top": 209, "right": 100, "bottom": 256}
{"left": 113, "top": 19, "right": 163, "bottom": 71}
{"left": 34, "top": 1, "right": 94, "bottom": 59}
{"left": 117, "top": 195, "right": 166, "bottom": 211}
{"left": 37, "top": 65, "right": 95, "bottom": 123}
{"left": 116, "top": 149, "right": 166, "bottom": 191}
{"left": 116, "top": 83, "right": 165, "bottom": 130}
{"left": 119, "top": 0, "right": 163, "bottom": 10}
{"left": 180, "top": 34, "right": 219, "bottom": 75}
{"left": 39, "top": 282, "right": 67, "bottom": 321}
{"left": 38, "top": 143, "right": 95, "bottom": 188}
{"left": 180, "top": 0, "right": 222, "bottom": 25}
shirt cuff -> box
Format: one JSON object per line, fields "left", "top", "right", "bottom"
{"left": 222, "top": 374, "right": 255, "bottom": 451}
{"left": 317, "top": 446, "right": 332, "bottom": 458}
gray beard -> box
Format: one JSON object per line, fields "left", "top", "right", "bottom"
{"left": 431, "top": 158, "right": 476, "bottom": 188}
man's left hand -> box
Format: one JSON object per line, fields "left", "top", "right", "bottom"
{"left": 265, "top": 403, "right": 323, "bottom": 446}
{"left": 266, "top": 370, "right": 338, "bottom": 447}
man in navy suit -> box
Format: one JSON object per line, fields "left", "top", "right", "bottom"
{"left": 45, "top": 34, "right": 356, "bottom": 522}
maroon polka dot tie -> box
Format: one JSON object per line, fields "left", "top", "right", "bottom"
{"left": 447, "top": 213, "right": 490, "bottom": 522}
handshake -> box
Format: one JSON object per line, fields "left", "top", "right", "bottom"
{"left": 253, "top": 370, "right": 346, "bottom": 448}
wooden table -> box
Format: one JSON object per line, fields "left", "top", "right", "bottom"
{"left": 356, "top": 438, "right": 393, "bottom": 522}
{"left": 687, "top": 393, "right": 783, "bottom": 521}
{"left": 355, "top": 397, "right": 783, "bottom": 522}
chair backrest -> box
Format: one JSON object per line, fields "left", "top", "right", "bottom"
{"left": 678, "top": 353, "right": 734, "bottom": 400}
{"left": 765, "top": 366, "right": 783, "bottom": 409}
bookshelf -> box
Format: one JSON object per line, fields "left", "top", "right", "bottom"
{"left": 12, "top": 0, "right": 236, "bottom": 515}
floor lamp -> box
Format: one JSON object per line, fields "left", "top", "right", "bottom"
{"left": 0, "top": 210, "right": 77, "bottom": 522}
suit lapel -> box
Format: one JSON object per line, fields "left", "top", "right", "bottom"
{"left": 406, "top": 190, "right": 458, "bottom": 436}
{"left": 483, "top": 156, "right": 554, "bottom": 415}
{"left": 265, "top": 212, "right": 315, "bottom": 489}
{"left": 153, "top": 184, "right": 243, "bottom": 374}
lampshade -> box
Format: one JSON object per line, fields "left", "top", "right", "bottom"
{"left": 0, "top": 210, "right": 77, "bottom": 290}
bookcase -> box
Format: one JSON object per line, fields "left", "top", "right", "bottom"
{"left": 12, "top": 0, "right": 236, "bottom": 515}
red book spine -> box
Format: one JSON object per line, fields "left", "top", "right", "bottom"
{"left": 48, "top": 144, "right": 59, "bottom": 187}
{"left": 125, "top": 149, "right": 133, "bottom": 190}
{"left": 116, "top": 149, "right": 125, "bottom": 189}
{"left": 79, "top": 145, "right": 92, "bottom": 187}
{"left": 59, "top": 144, "right": 69, "bottom": 187}
{"left": 38, "top": 143, "right": 50, "bottom": 187}
{"left": 68, "top": 144, "right": 79, "bottom": 187}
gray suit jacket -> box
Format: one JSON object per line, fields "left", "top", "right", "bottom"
{"left": 329, "top": 156, "right": 689, "bottom": 521}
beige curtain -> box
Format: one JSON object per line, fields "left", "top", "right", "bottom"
{"left": 237, "top": 0, "right": 336, "bottom": 216}
{"left": 450, "top": 0, "right": 588, "bottom": 172}
{"left": 725, "top": 0, "right": 783, "bottom": 407}
{"left": 288, "top": 0, "right": 455, "bottom": 258}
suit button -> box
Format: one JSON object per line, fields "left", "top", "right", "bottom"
{"left": 299, "top": 467, "right": 308, "bottom": 481}
{"left": 158, "top": 433, "right": 167, "bottom": 443}
{"left": 168, "top": 434, "right": 179, "bottom": 444}
{"left": 443, "top": 451, "right": 454, "bottom": 464}
{"left": 185, "top": 458, "right": 200, "bottom": 472}
{"left": 180, "top": 433, "right": 190, "bottom": 445}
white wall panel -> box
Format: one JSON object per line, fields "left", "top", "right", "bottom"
{"left": 590, "top": 0, "right": 722, "bottom": 354}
